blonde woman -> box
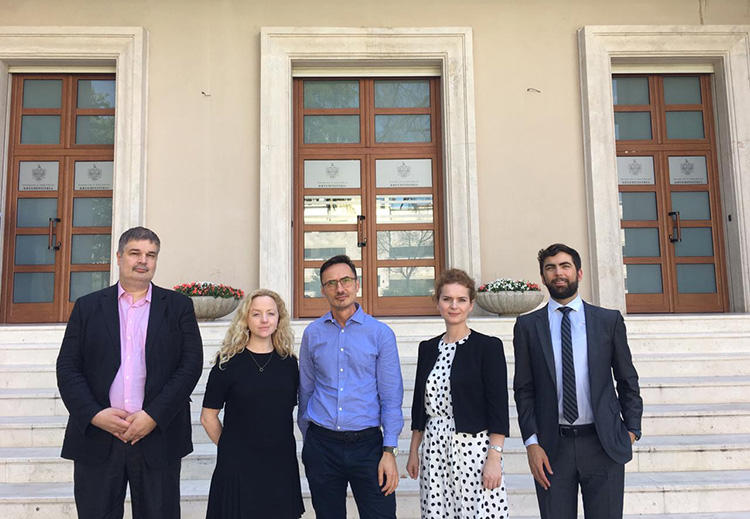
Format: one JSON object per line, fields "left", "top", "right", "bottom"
{"left": 201, "top": 289, "right": 304, "bottom": 519}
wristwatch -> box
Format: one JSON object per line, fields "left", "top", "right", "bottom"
{"left": 489, "top": 445, "right": 503, "bottom": 454}
{"left": 383, "top": 446, "right": 399, "bottom": 456}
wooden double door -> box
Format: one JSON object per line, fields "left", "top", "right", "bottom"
{"left": 293, "top": 77, "right": 444, "bottom": 317}
{"left": 614, "top": 74, "right": 728, "bottom": 313}
{"left": 1, "top": 74, "right": 115, "bottom": 323}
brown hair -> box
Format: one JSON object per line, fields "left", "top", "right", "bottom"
{"left": 433, "top": 268, "right": 476, "bottom": 302}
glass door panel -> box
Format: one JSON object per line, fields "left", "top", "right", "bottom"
{"left": 21, "top": 116, "right": 61, "bottom": 144}
{"left": 376, "top": 195, "right": 433, "bottom": 223}
{"left": 69, "top": 271, "right": 110, "bottom": 302}
{"left": 377, "top": 267, "right": 435, "bottom": 297}
{"left": 674, "top": 228, "right": 713, "bottom": 257}
{"left": 623, "top": 228, "right": 660, "bottom": 257}
{"left": 17, "top": 199, "right": 58, "bottom": 227}
{"left": 76, "top": 79, "right": 116, "bottom": 108}
{"left": 303, "top": 196, "right": 361, "bottom": 224}
{"left": 625, "top": 265, "right": 663, "bottom": 294}
{"left": 614, "top": 112, "right": 652, "bottom": 140}
{"left": 619, "top": 192, "right": 657, "bottom": 221}
{"left": 72, "top": 198, "right": 113, "bottom": 227}
{"left": 671, "top": 192, "right": 710, "bottom": 220}
{"left": 665, "top": 112, "right": 704, "bottom": 139}
{"left": 23, "top": 79, "right": 62, "bottom": 108}
{"left": 15, "top": 235, "right": 56, "bottom": 265}
{"left": 374, "top": 115, "right": 431, "bottom": 142}
{"left": 303, "top": 232, "right": 361, "bottom": 260}
{"left": 676, "top": 264, "right": 717, "bottom": 294}
{"left": 71, "top": 235, "right": 111, "bottom": 264}
{"left": 13, "top": 273, "right": 55, "bottom": 303}
{"left": 613, "top": 77, "right": 649, "bottom": 105}
{"left": 374, "top": 80, "right": 430, "bottom": 108}
{"left": 376, "top": 230, "right": 435, "bottom": 260}
{"left": 663, "top": 76, "right": 701, "bottom": 104}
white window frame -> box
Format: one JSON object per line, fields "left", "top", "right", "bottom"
{"left": 0, "top": 26, "right": 148, "bottom": 287}
{"left": 578, "top": 25, "right": 750, "bottom": 312}
{"left": 259, "top": 27, "right": 480, "bottom": 309}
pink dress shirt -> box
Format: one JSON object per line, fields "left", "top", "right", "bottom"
{"left": 109, "top": 283, "right": 152, "bottom": 413}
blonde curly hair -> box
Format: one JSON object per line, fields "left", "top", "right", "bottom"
{"left": 215, "top": 289, "right": 295, "bottom": 369}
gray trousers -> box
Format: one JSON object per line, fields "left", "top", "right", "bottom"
{"left": 535, "top": 431, "right": 625, "bottom": 519}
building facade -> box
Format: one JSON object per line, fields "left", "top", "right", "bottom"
{"left": 2, "top": 0, "right": 750, "bottom": 322}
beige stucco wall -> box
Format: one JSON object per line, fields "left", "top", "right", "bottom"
{"left": 2, "top": 0, "right": 750, "bottom": 304}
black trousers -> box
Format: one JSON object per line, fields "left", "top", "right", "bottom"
{"left": 535, "top": 427, "right": 625, "bottom": 519}
{"left": 73, "top": 440, "right": 181, "bottom": 519}
{"left": 302, "top": 423, "right": 396, "bottom": 519}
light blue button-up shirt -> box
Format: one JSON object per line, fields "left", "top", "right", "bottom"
{"left": 524, "top": 295, "right": 594, "bottom": 447}
{"left": 547, "top": 295, "right": 594, "bottom": 426}
{"left": 298, "top": 304, "right": 404, "bottom": 447}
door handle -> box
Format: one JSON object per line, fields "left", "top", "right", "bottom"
{"left": 48, "top": 217, "right": 61, "bottom": 250}
{"left": 668, "top": 211, "right": 682, "bottom": 243}
{"left": 357, "top": 215, "right": 367, "bottom": 247}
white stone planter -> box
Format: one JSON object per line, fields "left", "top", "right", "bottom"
{"left": 190, "top": 296, "right": 240, "bottom": 321}
{"left": 475, "top": 291, "right": 544, "bottom": 317}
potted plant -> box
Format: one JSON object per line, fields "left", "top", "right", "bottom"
{"left": 476, "top": 278, "right": 544, "bottom": 316}
{"left": 174, "top": 282, "right": 245, "bottom": 320}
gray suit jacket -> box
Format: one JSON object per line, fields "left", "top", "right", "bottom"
{"left": 512, "top": 301, "right": 642, "bottom": 464}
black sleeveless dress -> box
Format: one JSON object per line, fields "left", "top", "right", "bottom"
{"left": 203, "top": 349, "right": 304, "bottom": 519}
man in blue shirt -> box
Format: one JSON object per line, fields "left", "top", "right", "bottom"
{"left": 299, "top": 254, "right": 404, "bottom": 519}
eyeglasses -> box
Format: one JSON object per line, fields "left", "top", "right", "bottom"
{"left": 322, "top": 276, "right": 356, "bottom": 290}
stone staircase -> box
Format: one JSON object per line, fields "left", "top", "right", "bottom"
{"left": 0, "top": 314, "right": 749, "bottom": 518}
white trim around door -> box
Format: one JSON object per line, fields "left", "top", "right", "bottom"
{"left": 0, "top": 26, "right": 148, "bottom": 288}
{"left": 259, "top": 27, "right": 480, "bottom": 311}
{"left": 578, "top": 25, "right": 750, "bottom": 313}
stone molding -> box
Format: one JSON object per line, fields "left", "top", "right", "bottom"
{"left": 578, "top": 25, "right": 750, "bottom": 312}
{"left": 259, "top": 27, "right": 480, "bottom": 310}
{"left": 0, "top": 26, "right": 148, "bottom": 285}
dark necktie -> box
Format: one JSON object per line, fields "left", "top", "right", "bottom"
{"left": 559, "top": 306, "right": 578, "bottom": 424}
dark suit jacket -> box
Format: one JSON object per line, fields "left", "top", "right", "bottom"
{"left": 56, "top": 283, "right": 203, "bottom": 467}
{"left": 411, "top": 330, "right": 510, "bottom": 436}
{"left": 512, "top": 302, "right": 642, "bottom": 464}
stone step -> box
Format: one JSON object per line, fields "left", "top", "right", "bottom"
{"left": 2, "top": 433, "right": 748, "bottom": 484}
{"left": 3, "top": 327, "right": 749, "bottom": 367}
{"left": 2, "top": 403, "right": 748, "bottom": 448}
{"left": 1, "top": 314, "right": 749, "bottom": 365}
{"left": 6, "top": 374, "right": 750, "bottom": 418}
{"left": 5, "top": 351, "right": 750, "bottom": 388}
{"left": 0, "top": 470, "right": 748, "bottom": 518}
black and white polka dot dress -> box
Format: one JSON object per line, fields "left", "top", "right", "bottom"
{"left": 419, "top": 333, "right": 509, "bottom": 518}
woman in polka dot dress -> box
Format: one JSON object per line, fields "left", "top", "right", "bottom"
{"left": 407, "top": 268, "right": 511, "bottom": 518}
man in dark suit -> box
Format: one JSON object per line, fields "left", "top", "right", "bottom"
{"left": 513, "top": 243, "right": 642, "bottom": 519}
{"left": 56, "top": 226, "right": 203, "bottom": 519}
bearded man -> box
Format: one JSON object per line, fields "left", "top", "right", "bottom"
{"left": 512, "top": 243, "right": 642, "bottom": 519}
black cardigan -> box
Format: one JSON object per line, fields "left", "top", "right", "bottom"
{"left": 411, "top": 329, "right": 510, "bottom": 436}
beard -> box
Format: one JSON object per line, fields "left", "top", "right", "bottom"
{"left": 544, "top": 277, "right": 579, "bottom": 301}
